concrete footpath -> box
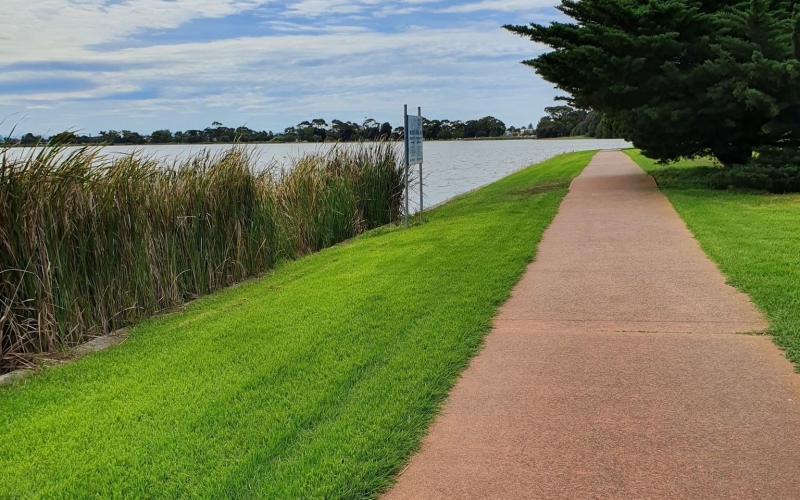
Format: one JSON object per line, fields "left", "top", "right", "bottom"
{"left": 384, "top": 151, "right": 800, "bottom": 499}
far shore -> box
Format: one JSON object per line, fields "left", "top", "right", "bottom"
{"left": 2, "top": 136, "right": 625, "bottom": 148}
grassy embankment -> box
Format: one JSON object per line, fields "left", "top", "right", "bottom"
{"left": 0, "top": 151, "right": 594, "bottom": 498}
{"left": 0, "top": 143, "right": 402, "bottom": 373}
{"left": 625, "top": 150, "right": 800, "bottom": 365}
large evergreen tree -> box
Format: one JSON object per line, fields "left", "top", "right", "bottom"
{"left": 506, "top": 0, "right": 800, "bottom": 166}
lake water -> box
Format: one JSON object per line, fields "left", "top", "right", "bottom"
{"left": 4, "top": 139, "right": 631, "bottom": 210}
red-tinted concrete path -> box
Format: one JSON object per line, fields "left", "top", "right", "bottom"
{"left": 384, "top": 151, "right": 800, "bottom": 499}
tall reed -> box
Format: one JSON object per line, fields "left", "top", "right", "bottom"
{"left": 0, "top": 141, "right": 403, "bottom": 373}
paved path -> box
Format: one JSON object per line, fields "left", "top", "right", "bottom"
{"left": 385, "top": 151, "right": 800, "bottom": 499}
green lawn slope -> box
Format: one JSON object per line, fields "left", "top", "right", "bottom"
{"left": 0, "top": 151, "right": 594, "bottom": 499}
{"left": 626, "top": 150, "right": 800, "bottom": 366}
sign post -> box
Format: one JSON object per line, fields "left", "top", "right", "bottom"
{"left": 404, "top": 105, "right": 424, "bottom": 228}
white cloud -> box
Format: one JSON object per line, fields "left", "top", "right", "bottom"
{"left": 0, "top": 1, "right": 559, "bottom": 133}
{"left": 444, "top": 0, "right": 558, "bottom": 14}
{"left": 283, "top": 0, "right": 368, "bottom": 17}
{"left": 265, "top": 21, "right": 369, "bottom": 33}
{"left": 1, "top": 0, "right": 274, "bottom": 60}
{"left": 373, "top": 6, "right": 421, "bottom": 17}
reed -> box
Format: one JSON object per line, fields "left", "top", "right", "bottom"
{"left": 0, "top": 140, "right": 404, "bottom": 373}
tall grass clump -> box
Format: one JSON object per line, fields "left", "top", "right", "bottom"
{"left": 0, "top": 140, "right": 403, "bottom": 373}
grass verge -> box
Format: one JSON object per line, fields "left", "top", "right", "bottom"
{"left": 625, "top": 149, "right": 800, "bottom": 365}
{"left": 0, "top": 151, "right": 594, "bottom": 499}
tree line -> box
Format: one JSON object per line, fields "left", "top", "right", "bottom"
{"left": 5, "top": 115, "right": 515, "bottom": 146}
{"left": 533, "top": 106, "right": 618, "bottom": 139}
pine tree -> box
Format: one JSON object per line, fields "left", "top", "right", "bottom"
{"left": 506, "top": 0, "right": 800, "bottom": 166}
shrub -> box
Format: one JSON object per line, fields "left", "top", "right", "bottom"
{"left": 712, "top": 147, "right": 800, "bottom": 193}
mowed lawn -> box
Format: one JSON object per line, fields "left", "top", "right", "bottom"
{"left": 626, "top": 150, "right": 800, "bottom": 365}
{"left": 0, "top": 151, "right": 595, "bottom": 499}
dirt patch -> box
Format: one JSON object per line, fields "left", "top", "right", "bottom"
{"left": 0, "top": 329, "right": 128, "bottom": 387}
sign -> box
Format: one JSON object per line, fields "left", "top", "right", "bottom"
{"left": 406, "top": 115, "right": 423, "bottom": 165}
{"left": 403, "top": 105, "right": 425, "bottom": 228}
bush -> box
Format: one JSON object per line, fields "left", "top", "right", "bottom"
{"left": 714, "top": 147, "right": 800, "bottom": 193}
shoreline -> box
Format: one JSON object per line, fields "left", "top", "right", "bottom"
{"left": 2, "top": 136, "right": 623, "bottom": 148}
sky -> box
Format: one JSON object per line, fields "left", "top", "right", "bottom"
{"left": 1, "top": 0, "right": 566, "bottom": 136}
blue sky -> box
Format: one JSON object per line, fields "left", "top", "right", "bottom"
{"left": 2, "top": 0, "right": 565, "bottom": 136}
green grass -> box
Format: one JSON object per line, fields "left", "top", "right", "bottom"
{"left": 625, "top": 149, "right": 800, "bottom": 365}
{"left": 0, "top": 151, "right": 594, "bottom": 499}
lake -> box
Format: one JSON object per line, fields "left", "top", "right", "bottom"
{"left": 4, "top": 139, "right": 631, "bottom": 210}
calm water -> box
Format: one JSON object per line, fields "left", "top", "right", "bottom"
{"left": 5, "top": 139, "right": 630, "bottom": 210}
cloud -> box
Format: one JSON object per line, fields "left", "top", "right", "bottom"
{"left": 0, "top": 77, "right": 97, "bottom": 96}
{"left": 373, "top": 6, "right": 421, "bottom": 17}
{"left": 1, "top": 0, "right": 275, "bottom": 61}
{"left": 443, "top": 0, "right": 558, "bottom": 13}
{"left": 0, "top": 1, "right": 560, "bottom": 133}
{"left": 283, "top": 0, "right": 368, "bottom": 17}
{"left": 281, "top": 0, "right": 436, "bottom": 18}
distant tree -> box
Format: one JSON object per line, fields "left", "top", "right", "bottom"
{"left": 99, "top": 130, "right": 120, "bottom": 144}
{"left": 328, "top": 120, "right": 348, "bottom": 141}
{"left": 150, "top": 129, "right": 173, "bottom": 143}
{"left": 437, "top": 130, "right": 453, "bottom": 140}
{"left": 392, "top": 125, "right": 405, "bottom": 141}
{"left": 571, "top": 112, "right": 602, "bottom": 137}
{"left": 253, "top": 130, "right": 273, "bottom": 142}
{"left": 49, "top": 131, "right": 78, "bottom": 144}
{"left": 533, "top": 105, "right": 585, "bottom": 138}
{"left": 296, "top": 121, "right": 318, "bottom": 142}
{"left": 534, "top": 117, "right": 563, "bottom": 139}
{"left": 119, "top": 130, "right": 145, "bottom": 145}
{"left": 379, "top": 122, "right": 393, "bottom": 138}
{"left": 362, "top": 118, "right": 380, "bottom": 140}
{"left": 451, "top": 120, "right": 466, "bottom": 139}
{"left": 463, "top": 116, "right": 506, "bottom": 138}
{"left": 437, "top": 119, "right": 454, "bottom": 140}
{"left": 282, "top": 126, "right": 298, "bottom": 142}
{"left": 20, "top": 133, "right": 42, "bottom": 146}
{"left": 422, "top": 119, "right": 441, "bottom": 140}
{"left": 234, "top": 126, "right": 255, "bottom": 142}
{"left": 184, "top": 130, "right": 204, "bottom": 144}
{"left": 534, "top": 105, "right": 617, "bottom": 139}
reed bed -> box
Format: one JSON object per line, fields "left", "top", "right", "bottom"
{"left": 0, "top": 141, "right": 404, "bottom": 373}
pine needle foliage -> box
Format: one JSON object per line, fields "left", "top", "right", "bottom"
{"left": 506, "top": 0, "right": 800, "bottom": 167}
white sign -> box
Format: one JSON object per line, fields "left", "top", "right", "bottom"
{"left": 406, "top": 115, "right": 423, "bottom": 165}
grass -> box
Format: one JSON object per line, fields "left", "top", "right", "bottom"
{"left": 0, "top": 142, "right": 403, "bottom": 373}
{"left": 625, "top": 149, "right": 800, "bottom": 365}
{"left": 0, "top": 151, "right": 595, "bottom": 498}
